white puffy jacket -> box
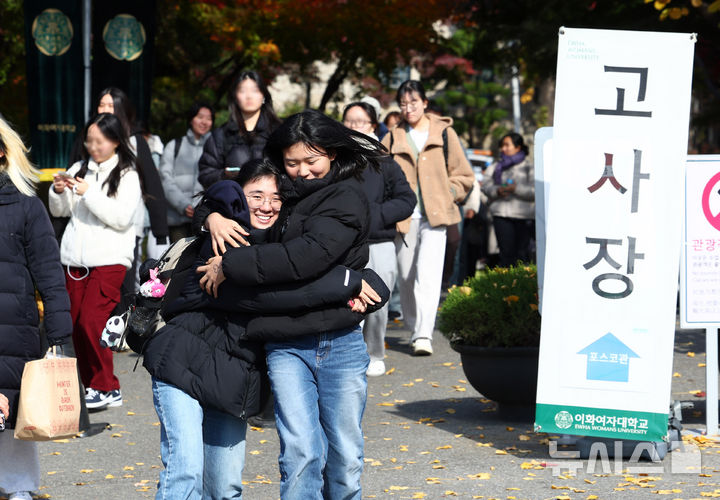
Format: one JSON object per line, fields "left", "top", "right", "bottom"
{"left": 48, "top": 155, "right": 141, "bottom": 269}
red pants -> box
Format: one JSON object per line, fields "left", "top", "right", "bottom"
{"left": 66, "top": 264, "right": 126, "bottom": 392}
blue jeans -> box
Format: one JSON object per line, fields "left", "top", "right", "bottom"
{"left": 151, "top": 377, "right": 247, "bottom": 500}
{"left": 266, "top": 327, "right": 369, "bottom": 500}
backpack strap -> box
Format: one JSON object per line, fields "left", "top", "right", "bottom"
{"left": 173, "top": 136, "right": 183, "bottom": 159}
{"left": 442, "top": 128, "right": 448, "bottom": 167}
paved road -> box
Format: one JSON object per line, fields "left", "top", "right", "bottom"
{"left": 16, "top": 323, "right": 720, "bottom": 499}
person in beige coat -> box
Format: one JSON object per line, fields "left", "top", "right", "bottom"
{"left": 481, "top": 133, "right": 535, "bottom": 267}
{"left": 382, "top": 80, "right": 474, "bottom": 355}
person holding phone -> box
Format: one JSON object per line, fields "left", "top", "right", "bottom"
{"left": 481, "top": 133, "right": 534, "bottom": 266}
{"left": 49, "top": 113, "right": 141, "bottom": 410}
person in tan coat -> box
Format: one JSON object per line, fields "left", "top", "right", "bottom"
{"left": 382, "top": 80, "right": 474, "bottom": 355}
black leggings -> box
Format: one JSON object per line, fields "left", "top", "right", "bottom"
{"left": 493, "top": 216, "right": 533, "bottom": 267}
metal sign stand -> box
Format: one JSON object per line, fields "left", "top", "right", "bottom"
{"left": 706, "top": 328, "right": 719, "bottom": 436}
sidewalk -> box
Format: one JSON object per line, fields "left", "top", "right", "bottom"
{"left": 17, "top": 323, "right": 720, "bottom": 499}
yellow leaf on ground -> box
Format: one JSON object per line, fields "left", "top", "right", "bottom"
{"left": 80, "top": 469, "right": 94, "bottom": 473}
{"left": 411, "top": 494, "right": 426, "bottom": 499}
{"left": 495, "top": 450, "right": 507, "bottom": 455}
{"left": 377, "top": 402, "right": 395, "bottom": 407}
{"left": 386, "top": 367, "right": 395, "bottom": 374}
{"left": 673, "top": 372, "right": 682, "bottom": 377}
{"left": 388, "top": 486, "right": 409, "bottom": 490}
{"left": 126, "top": 411, "right": 135, "bottom": 415}
{"left": 105, "top": 474, "right": 115, "bottom": 479}
{"left": 437, "top": 445, "right": 452, "bottom": 450}
{"left": 506, "top": 427, "right": 515, "bottom": 431}
{"left": 688, "top": 351, "right": 696, "bottom": 357}
{"left": 518, "top": 435, "right": 531, "bottom": 441}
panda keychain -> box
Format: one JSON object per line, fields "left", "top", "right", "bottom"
{"left": 100, "top": 312, "right": 128, "bottom": 349}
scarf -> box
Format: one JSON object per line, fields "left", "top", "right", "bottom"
{"left": 493, "top": 151, "right": 526, "bottom": 185}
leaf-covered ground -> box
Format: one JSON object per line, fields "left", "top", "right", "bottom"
{"left": 10, "top": 325, "right": 720, "bottom": 499}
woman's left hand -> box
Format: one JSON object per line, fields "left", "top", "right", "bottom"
{"left": 197, "top": 255, "right": 226, "bottom": 298}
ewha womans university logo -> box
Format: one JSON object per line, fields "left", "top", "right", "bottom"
{"left": 103, "top": 14, "right": 146, "bottom": 61}
{"left": 32, "top": 8, "right": 73, "bottom": 57}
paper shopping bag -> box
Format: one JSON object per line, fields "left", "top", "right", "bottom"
{"left": 14, "top": 354, "right": 80, "bottom": 441}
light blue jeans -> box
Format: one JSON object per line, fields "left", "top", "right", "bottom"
{"left": 151, "top": 377, "right": 247, "bottom": 500}
{"left": 266, "top": 326, "right": 369, "bottom": 500}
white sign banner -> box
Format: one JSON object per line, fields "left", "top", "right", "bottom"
{"left": 535, "top": 28, "right": 695, "bottom": 442}
{"left": 681, "top": 156, "right": 720, "bottom": 328}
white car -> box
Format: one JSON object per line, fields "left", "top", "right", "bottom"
{"left": 465, "top": 148, "right": 494, "bottom": 181}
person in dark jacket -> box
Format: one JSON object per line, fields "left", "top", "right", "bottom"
{"left": 0, "top": 117, "right": 72, "bottom": 500}
{"left": 198, "top": 70, "right": 281, "bottom": 188}
{"left": 143, "top": 159, "right": 384, "bottom": 500}
{"left": 197, "top": 110, "right": 387, "bottom": 500}
{"left": 342, "top": 102, "right": 416, "bottom": 376}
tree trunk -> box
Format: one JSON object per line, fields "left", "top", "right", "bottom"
{"left": 318, "top": 56, "right": 357, "bottom": 112}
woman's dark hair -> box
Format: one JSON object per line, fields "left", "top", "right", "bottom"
{"left": 228, "top": 70, "right": 280, "bottom": 134}
{"left": 97, "top": 87, "right": 136, "bottom": 137}
{"left": 342, "top": 102, "right": 378, "bottom": 127}
{"left": 383, "top": 111, "right": 401, "bottom": 127}
{"left": 396, "top": 80, "right": 428, "bottom": 105}
{"left": 188, "top": 101, "right": 215, "bottom": 128}
{"left": 236, "top": 158, "right": 283, "bottom": 189}
{"left": 265, "top": 109, "right": 386, "bottom": 182}
{"left": 77, "top": 113, "right": 137, "bottom": 197}
{"left": 500, "top": 132, "right": 529, "bottom": 155}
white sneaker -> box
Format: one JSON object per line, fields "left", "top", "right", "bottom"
{"left": 366, "top": 359, "right": 386, "bottom": 377}
{"left": 9, "top": 492, "right": 33, "bottom": 500}
{"left": 412, "top": 338, "right": 433, "bottom": 356}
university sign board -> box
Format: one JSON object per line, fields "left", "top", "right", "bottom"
{"left": 534, "top": 28, "right": 695, "bottom": 442}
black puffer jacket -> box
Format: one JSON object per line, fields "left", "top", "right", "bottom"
{"left": 143, "top": 310, "right": 267, "bottom": 419}
{"left": 222, "top": 173, "right": 371, "bottom": 340}
{"left": 0, "top": 173, "right": 72, "bottom": 428}
{"left": 198, "top": 114, "right": 276, "bottom": 188}
{"left": 360, "top": 156, "right": 416, "bottom": 243}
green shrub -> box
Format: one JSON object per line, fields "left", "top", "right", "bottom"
{"left": 438, "top": 264, "right": 541, "bottom": 348}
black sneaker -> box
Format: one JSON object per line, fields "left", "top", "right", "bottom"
{"left": 85, "top": 388, "right": 122, "bottom": 410}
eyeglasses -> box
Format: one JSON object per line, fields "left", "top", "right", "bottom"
{"left": 399, "top": 100, "right": 421, "bottom": 110}
{"left": 247, "top": 194, "right": 282, "bottom": 209}
{"left": 343, "top": 119, "right": 372, "bottom": 127}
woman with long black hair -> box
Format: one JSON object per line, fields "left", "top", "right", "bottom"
{"left": 198, "top": 69, "right": 281, "bottom": 188}
{"left": 49, "top": 113, "right": 142, "bottom": 410}
{"left": 198, "top": 109, "right": 387, "bottom": 499}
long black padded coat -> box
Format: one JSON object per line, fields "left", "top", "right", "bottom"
{"left": 0, "top": 172, "right": 72, "bottom": 428}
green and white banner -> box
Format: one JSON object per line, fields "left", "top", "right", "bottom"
{"left": 24, "top": 0, "right": 84, "bottom": 170}
{"left": 534, "top": 28, "right": 695, "bottom": 442}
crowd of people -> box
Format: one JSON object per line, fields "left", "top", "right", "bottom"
{"left": 0, "top": 71, "right": 535, "bottom": 500}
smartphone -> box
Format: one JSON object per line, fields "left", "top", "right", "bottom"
{"left": 55, "top": 172, "right": 74, "bottom": 180}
